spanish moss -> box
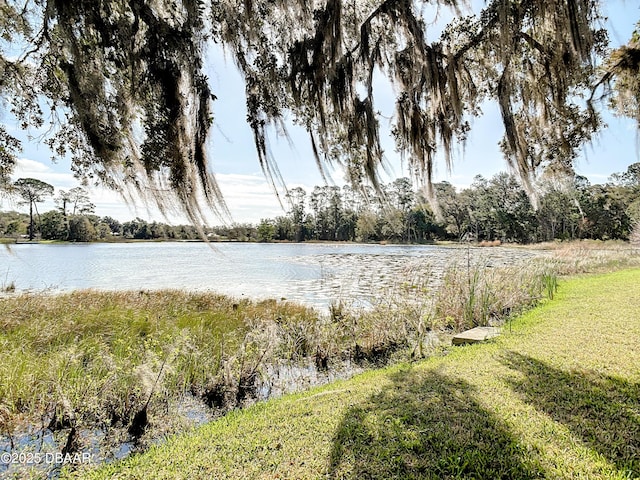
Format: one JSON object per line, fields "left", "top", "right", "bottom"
{"left": 0, "top": 0, "right": 622, "bottom": 219}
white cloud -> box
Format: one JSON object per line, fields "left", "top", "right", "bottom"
{"left": 216, "top": 173, "right": 313, "bottom": 224}
{"left": 82, "top": 172, "right": 316, "bottom": 225}
{"left": 13, "top": 158, "right": 77, "bottom": 189}
{"left": 86, "top": 173, "right": 309, "bottom": 224}
{"left": 580, "top": 173, "right": 610, "bottom": 182}
{"left": 14, "top": 158, "right": 52, "bottom": 174}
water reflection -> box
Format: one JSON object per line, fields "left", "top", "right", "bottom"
{"left": 0, "top": 242, "right": 543, "bottom": 309}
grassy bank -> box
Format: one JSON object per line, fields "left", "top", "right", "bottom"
{"left": 0, "top": 292, "right": 319, "bottom": 450}
{"left": 1, "top": 242, "right": 638, "bottom": 478}
{"left": 71, "top": 268, "right": 640, "bottom": 479}
{"left": 0, "top": 255, "right": 556, "bottom": 451}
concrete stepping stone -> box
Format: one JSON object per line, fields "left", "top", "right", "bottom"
{"left": 452, "top": 326, "right": 500, "bottom": 345}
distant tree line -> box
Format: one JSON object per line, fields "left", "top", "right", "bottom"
{"left": 1, "top": 181, "right": 214, "bottom": 241}
{"left": 0, "top": 208, "right": 243, "bottom": 242}
{"left": 256, "top": 165, "right": 640, "bottom": 244}
{"left": 3, "top": 164, "right": 640, "bottom": 243}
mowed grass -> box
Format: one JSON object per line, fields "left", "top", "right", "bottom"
{"left": 70, "top": 269, "right": 640, "bottom": 480}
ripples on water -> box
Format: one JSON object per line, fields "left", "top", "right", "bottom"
{"left": 0, "top": 242, "right": 543, "bottom": 309}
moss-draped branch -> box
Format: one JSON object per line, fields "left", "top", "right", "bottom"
{"left": 0, "top": 0, "right": 630, "bottom": 219}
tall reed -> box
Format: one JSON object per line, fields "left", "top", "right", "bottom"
{"left": 434, "top": 262, "right": 552, "bottom": 331}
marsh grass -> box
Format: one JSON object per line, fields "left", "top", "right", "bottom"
{"left": 70, "top": 268, "right": 640, "bottom": 480}
{"left": 1, "top": 284, "right": 441, "bottom": 468}
{"left": 434, "top": 263, "right": 548, "bottom": 331}
{"left": 533, "top": 240, "right": 640, "bottom": 274}
{"left": 0, "top": 291, "right": 319, "bottom": 456}
{"left": 433, "top": 240, "right": 640, "bottom": 332}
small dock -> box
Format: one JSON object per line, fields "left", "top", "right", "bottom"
{"left": 452, "top": 326, "right": 500, "bottom": 345}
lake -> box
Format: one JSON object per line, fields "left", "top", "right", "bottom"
{"left": 0, "top": 242, "right": 543, "bottom": 309}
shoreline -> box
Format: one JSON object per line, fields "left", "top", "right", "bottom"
{"left": 1, "top": 245, "right": 639, "bottom": 478}
{"left": 65, "top": 268, "right": 640, "bottom": 479}
{"left": 5, "top": 235, "right": 629, "bottom": 247}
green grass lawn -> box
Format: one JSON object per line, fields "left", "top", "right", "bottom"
{"left": 67, "top": 269, "right": 640, "bottom": 480}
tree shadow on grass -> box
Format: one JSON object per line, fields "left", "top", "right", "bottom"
{"left": 501, "top": 352, "right": 639, "bottom": 477}
{"left": 327, "top": 368, "right": 544, "bottom": 479}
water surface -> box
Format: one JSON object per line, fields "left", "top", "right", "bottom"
{"left": 0, "top": 242, "right": 542, "bottom": 308}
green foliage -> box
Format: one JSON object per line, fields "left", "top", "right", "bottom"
{"left": 13, "top": 178, "right": 53, "bottom": 203}
{"left": 71, "top": 269, "right": 640, "bottom": 480}
{"left": 68, "top": 215, "right": 97, "bottom": 242}
{"left": 39, "top": 210, "right": 68, "bottom": 240}
{"left": 261, "top": 171, "right": 640, "bottom": 244}
{"left": 0, "top": 210, "right": 28, "bottom": 237}
{"left": 256, "top": 219, "right": 276, "bottom": 242}
{"left": 13, "top": 177, "right": 54, "bottom": 240}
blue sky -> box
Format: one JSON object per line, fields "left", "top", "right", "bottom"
{"left": 3, "top": 1, "right": 640, "bottom": 224}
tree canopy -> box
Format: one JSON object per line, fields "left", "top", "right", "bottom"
{"left": 13, "top": 177, "right": 54, "bottom": 239}
{"left": 1, "top": 0, "right": 639, "bottom": 221}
